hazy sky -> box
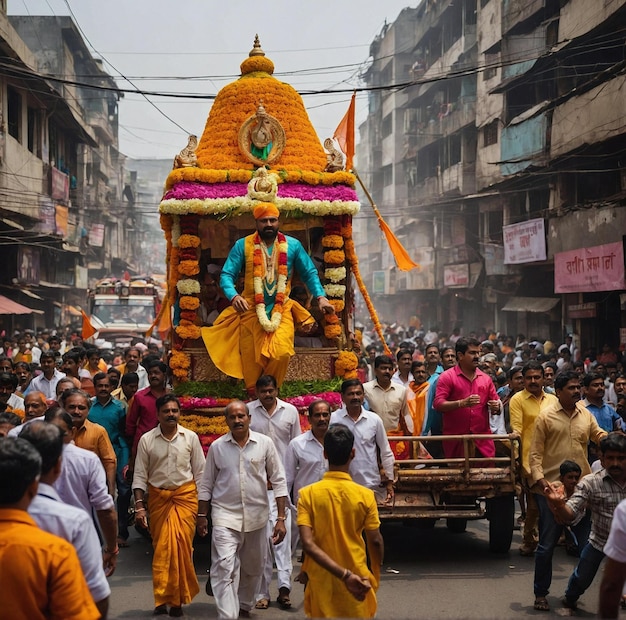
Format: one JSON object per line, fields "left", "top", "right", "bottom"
{"left": 10, "top": 0, "right": 416, "bottom": 160}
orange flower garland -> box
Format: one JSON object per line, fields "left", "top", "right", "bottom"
{"left": 178, "top": 260, "right": 200, "bottom": 276}
{"left": 323, "top": 250, "right": 345, "bottom": 265}
{"left": 334, "top": 350, "right": 359, "bottom": 379}
{"left": 178, "top": 234, "right": 201, "bottom": 249}
{"left": 328, "top": 299, "right": 345, "bottom": 313}
{"left": 342, "top": 220, "right": 390, "bottom": 356}
{"left": 179, "top": 296, "right": 200, "bottom": 311}
{"left": 170, "top": 350, "right": 191, "bottom": 381}
{"left": 322, "top": 216, "right": 347, "bottom": 341}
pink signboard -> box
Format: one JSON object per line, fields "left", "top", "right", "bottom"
{"left": 555, "top": 242, "right": 625, "bottom": 293}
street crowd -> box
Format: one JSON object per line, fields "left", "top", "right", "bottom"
{"left": 1, "top": 326, "right": 626, "bottom": 618}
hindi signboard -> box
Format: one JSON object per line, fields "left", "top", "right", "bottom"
{"left": 503, "top": 218, "right": 546, "bottom": 264}
{"left": 555, "top": 242, "right": 625, "bottom": 294}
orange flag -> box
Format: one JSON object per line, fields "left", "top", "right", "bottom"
{"left": 81, "top": 309, "right": 97, "bottom": 340}
{"left": 146, "top": 296, "right": 171, "bottom": 341}
{"left": 333, "top": 92, "right": 356, "bottom": 171}
{"left": 376, "top": 215, "right": 420, "bottom": 272}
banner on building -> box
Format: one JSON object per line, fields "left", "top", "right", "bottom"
{"left": 51, "top": 167, "right": 69, "bottom": 202}
{"left": 444, "top": 263, "right": 469, "bottom": 288}
{"left": 75, "top": 265, "right": 88, "bottom": 290}
{"left": 89, "top": 223, "right": 105, "bottom": 248}
{"left": 37, "top": 198, "right": 56, "bottom": 233}
{"left": 555, "top": 242, "right": 626, "bottom": 293}
{"left": 55, "top": 205, "right": 68, "bottom": 237}
{"left": 503, "top": 218, "right": 546, "bottom": 264}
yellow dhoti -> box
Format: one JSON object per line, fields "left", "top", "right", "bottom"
{"left": 148, "top": 481, "right": 199, "bottom": 607}
{"left": 203, "top": 298, "right": 314, "bottom": 389}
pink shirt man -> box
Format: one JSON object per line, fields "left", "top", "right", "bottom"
{"left": 434, "top": 365, "right": 499, "bottom": 458}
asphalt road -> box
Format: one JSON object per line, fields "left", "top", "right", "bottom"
{"left": 108, "top": 518, "right": 602, "bottom": 619}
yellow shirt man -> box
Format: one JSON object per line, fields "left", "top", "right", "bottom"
{"left": 510, "top": 389, "right": 557, "bottom": 477}
{"left": 0, "top": 508, "right": 100, "bottom": 620}
{"left": 297, "top": 471, "right": 380, "bottom": 618}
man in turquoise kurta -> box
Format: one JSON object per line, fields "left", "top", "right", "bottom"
{"left": 202, "top": 203, "right": 333, "bottom": 391}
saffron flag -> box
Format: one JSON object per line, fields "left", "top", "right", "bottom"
{"left": 333, "top": 92, "right": 356, "bottom": 171}
{"left": 81, "top": 309, "right": 97, "bottom": 340}
{"left": 146, "top": 296, "right": 171, "bottom": 341}
{"left": 376, "top": 215, "right": 419, "bottom": 272}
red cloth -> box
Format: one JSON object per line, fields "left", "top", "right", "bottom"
{"left": 125, "top": 386, "right": 160, "bottom": 455}
{"left": 433, "top": 366, "right": 498, "bottom": 458}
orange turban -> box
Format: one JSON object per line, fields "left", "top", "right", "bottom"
{"left": 253, "top": 202, "right": 280, "bottom": 220}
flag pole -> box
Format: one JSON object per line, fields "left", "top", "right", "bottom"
{"left": 353, "top": 168, "right": 419, "bottom": 272}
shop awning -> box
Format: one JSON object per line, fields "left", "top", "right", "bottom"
{"left": 0, "top": 295, "right": 44, "bottom": 315}
{"left": 501, "top": 297, "right": 560, "bottom": 313}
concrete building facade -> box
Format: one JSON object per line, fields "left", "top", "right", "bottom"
{"left": 356, "top": 0, "right": 626, "bottom": 352}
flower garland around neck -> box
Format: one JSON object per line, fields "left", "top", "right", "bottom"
{"left": 253, "top": 232, "right": 288, "bottom": 333}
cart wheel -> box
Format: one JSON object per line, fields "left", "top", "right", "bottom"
{"left": 446, "top": 518, "right": 467, "bottom": 533}
{"left": 487, "top": 495, "right": 515, "bottom": 553}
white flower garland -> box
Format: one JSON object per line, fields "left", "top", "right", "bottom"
{"left": 176, "top": 279, "right": 201, "bottom": 295}
{"left": 160, "top": 197, "right": 360, "bottom": 217}
{"left": 253, "top": 235, "right": 289, "bottom": 333}
{"left": 324, "top": 283, "right": 346, "bottom": 298}
{"left": 324, "top": 267, "right": 347, "bottom": 283}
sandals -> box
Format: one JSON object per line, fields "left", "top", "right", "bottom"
{"left": 533, "top": 597, "right": 550, "bottom": 611}
{"left": 254, "top": 598, "right": 269, "bottom": 610}
{"left": 277, "top": 594, "right": 292, "bottom": 610}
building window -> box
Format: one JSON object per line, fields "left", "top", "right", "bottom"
{"left": 27, "top": 106, "right": 41, "bottom": 156}
{"left": 483, "top": 52, "right": 498, "bottom": 80}
{"left": 382, "top": 113, "right": 393, "bottom": 138}
{"left": 7, "top": 87, "right": 22, "bottom": 142}
{"left": 483, "top": 120, "right": 498, "bottom": 147}
{"left": 382, "top": 164, "right": 393, "bottom": 186}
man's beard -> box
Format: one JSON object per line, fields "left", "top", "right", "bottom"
{"left": 260, "top": 228, "right": 277, "bottom": 242}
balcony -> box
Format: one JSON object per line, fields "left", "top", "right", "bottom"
{"left": 500, "top": 111, "right": 549, "bottom": 176}
{"left": 502, "top": 0, "right": 545, "bottom": 36}
{"left": 418, "top": 161, "right": 476, "bottom": 203}
{"left": 90, "top": 110, "right": 115, "bottom": 143}
{"left": 551, "top": 75, "right": 626, "bottom": 160}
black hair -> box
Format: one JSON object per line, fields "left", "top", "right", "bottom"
{"left": 583, "top": 372, "right": 604, "bottom": 388}
{"left": 340, "top": 378, "right": 363, "bottom": 394}
{"left": 554, "top": 370, "right": 579, "bottom": 391}
{"left": 324, "top": 424, "right": 354, "bottom": 466}
{"left": 62, "top": 350, "right": 81, "bottom": 365}
{"left": 0, "top": 372, "right": 18, "bottom": 389}
{"left": 19, "top": 422, "right": 63, "bottom": 476}
{"left": 145, "top": 360, "right": 167, "bottom": 374}
{"left": 560, "top": 460, "right": 582, "bottom": 477}
{"left": 307, "top": 399, "right": 331, "bottom": 417}
{"left": 155, "top": 393, "right": 180, "bottom": 412}
{"left": 44, "top": 408, "right": 73, "bottom": 429}
{"left": 93, "top": 372, "right": 109, "bottom": 386}
{"left": 600, "top": 432, "right": 626, "bottom": 455}
{"left": 455, "top": 337, "right": 481, "bottom": 356}
{"left": 522, "top": 361, "right": 544, "bottom": 377}
{"left": 120, "top": 372, "right": 139, "bottom": 386}
{"left": 374, "top": 355, "right": 395, "bottom": 369}
{"left": 0, "top": 411, "right": 22, "bottom": 427}
{"left": 508, "top": 365, "right": 523, "bottom": 380}
{"left": 39, "top": 350, "right": 56, "bottom": 362}
{"left": 0, "top": 437, "right": 42, "bottom": 505}
{"left": 256, "top": 375, "right": 278, "bottom": 390}
{"left": 396, "top": 349, "right": 412, "bottom": 361}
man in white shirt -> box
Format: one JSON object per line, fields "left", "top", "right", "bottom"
{"left": 133, "top": 394, "right": 205, "bottom": 617}
{"left": 45, "top": 408, "right": 119, "bottom": 579}
{"left": 599, "top": 498, "right": 626, "bottom": 618}
{"left": 391, "top": 349, "right": 414, "bottom": 387}
{"left": 331, "top": 379, "right": 395, "bottom": 504}
{"left": 364, "top": 355, "right": 412, "bottom": 434}
{"left": 197, "top": 400, "right": 288, "bottom": 620}
{"left": 284, "top": 399, "right": 330, "bottom": 556}
{"left": 248, "top": 374, "right": 301, "bottom": 610}
{"left": 20, "top": 421, "right": 111, "bottom": 618}
{"left": 24, "top": 351, "right": 65, "bottom": 399}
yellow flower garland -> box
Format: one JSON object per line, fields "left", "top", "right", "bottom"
{"left": 178, "top": 260, "right": 200, "bottom": 277}
{"left": 179, "top": 296, "right": 200, "bottom": 311}
{"left": 323, "top": 250, "right": 345, "bottom": 265}
{"left": 335, "top": 350, "right": 358, "bottom": 377}
{"left": 322, "top": 234, "right": 344, "bottom": 249}
{"left": 178, "top": 234, "right": 201, "bottom": 249}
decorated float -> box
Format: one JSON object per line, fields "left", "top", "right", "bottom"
{"left": 156, "top": 37, "right": 399, "bottom": 451}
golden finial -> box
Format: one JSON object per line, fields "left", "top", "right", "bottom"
{"left": 249, "top": 34, "right": 265, "bottom": 57}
